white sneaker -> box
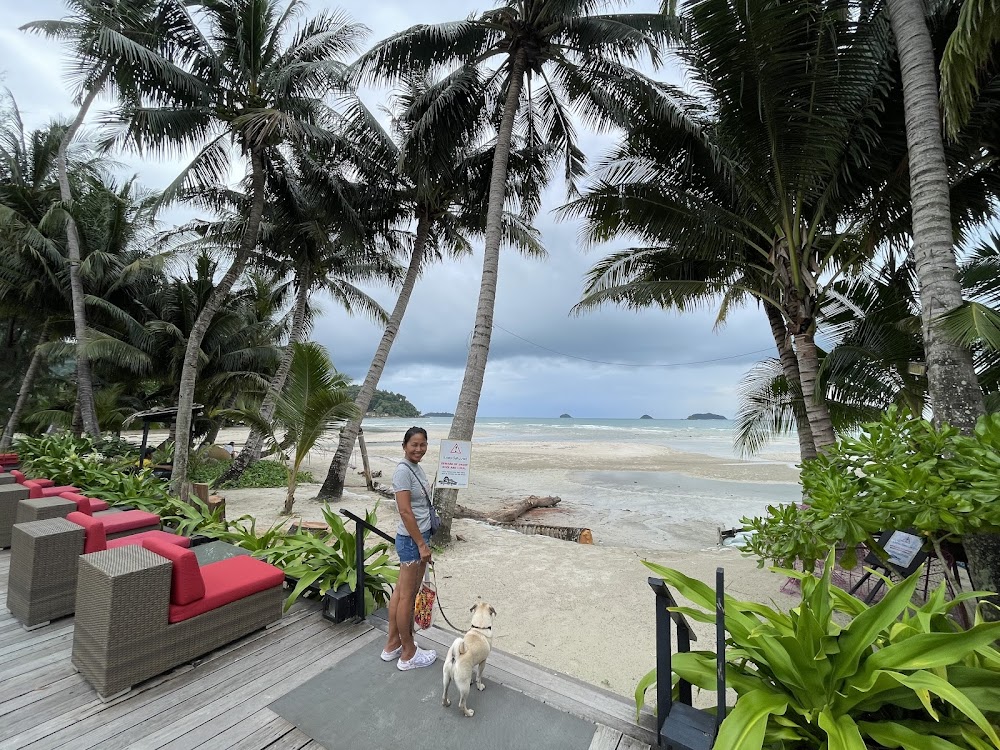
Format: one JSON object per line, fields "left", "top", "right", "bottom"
{"left": 380, "top": 645, "right": 403, "bottom": 662}
{"left": 397, "top": 647, "right": 437, "bottom": 671}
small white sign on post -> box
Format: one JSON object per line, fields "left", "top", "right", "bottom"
{"left": 882, "top": 531, "right": 923, "bottom": 568}
{"left": 437, "top": 440, "right": 472, "bottom": 489}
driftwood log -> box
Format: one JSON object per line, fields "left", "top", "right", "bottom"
{"left": 455, "top": 495, "right": 561, "bottom": 523}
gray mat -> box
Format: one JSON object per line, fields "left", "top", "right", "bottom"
{"left": 270, "top": 640, "right": 597, "bottom": 750}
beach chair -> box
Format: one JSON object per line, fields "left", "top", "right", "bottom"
{"left": 648, "top": 568, "right": 727, "bottom": 750}
{"left": 5, "top": 514, "right": 190, "bottom": 629}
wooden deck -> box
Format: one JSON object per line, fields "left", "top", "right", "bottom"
{"left": 0, "top": 549, "right": 655, "bottom": 750}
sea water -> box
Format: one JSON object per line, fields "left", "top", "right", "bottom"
{"left": 349, "top": 417, "right": 801, "bottom": 550}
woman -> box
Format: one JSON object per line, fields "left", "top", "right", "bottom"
{"left": 381, "top": 426, "right": 438, "bottom": 670}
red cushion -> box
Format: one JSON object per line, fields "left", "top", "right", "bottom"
{"left": 107, "top": 530, "right": 190, "bottom": 550}
{"left": 142, "top": 538, "right": 204, "bottom": 606}
{"left": 59, "top": 492, "right": 109, "bottom": 513}
{"left": 100, "top": 510, "right": 160, "bottom": 535}
{"left": 167, "top": 555, "right": 284, "bottom": 624}
{"left": 67, "top": 511, "right": 107, "bottom": 554}
{"left": 36, "top": 485, "right": 79, "bottom": 499}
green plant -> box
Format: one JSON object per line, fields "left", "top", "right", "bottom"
{"left": 188, "top": 457, "right": 313, "bottom": 488}
{"left": 226, "top": 503, "right": 398, "bottom": 613}
{"left": 743, "top": 408, "right": 1000, "bottom": 621}
{"left": 638, "top": 555, "right": 1000, "bottom": 749}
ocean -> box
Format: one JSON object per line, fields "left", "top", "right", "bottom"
{"left": 348, "top": 417, "right": 802, "bottom": 550}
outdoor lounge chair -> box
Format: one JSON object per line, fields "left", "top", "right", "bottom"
{"left": 5, "top": 514, "right": 190, "bottom": 629}
{"left": 0, "top": 452, "right": 20, "bottom": 469}
{"left": 10, "top": 470, "right": 80, "bottom": 499}
{"left": 72, "top": 537, "right": 285, "bottom": 700}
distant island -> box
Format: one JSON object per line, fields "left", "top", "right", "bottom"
{"left": 347, "top": 385, "right": 420, "bottom": 418}
{"left": 422, "top": 412, "right": 454, "bottom": 417}
{"left": 559, "top": 413, "right": 572, "bottom": 418}
{"left": 639, "top": 414, "right": 653, "bottom": 419}
{"left": 687, "top": 412, "right": 726, "bottom": 420}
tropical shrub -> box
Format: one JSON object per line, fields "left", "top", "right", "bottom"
{"left": 217, "top": 503, "right": 398, "bottom": 613}
{"left": 639, "top": 556, "right": 1000, "bottom": 749}
{"left": 187, "top": 456, "right": 313, "bottom": 488}
{"left": 742, "top": 409, "right": 1000, "bottom": 576}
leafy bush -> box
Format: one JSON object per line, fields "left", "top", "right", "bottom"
{"left": 743, "top": 408, "right": 1000, "bottom": 574}
{"left": 215, "top": 503, "right": 398, "bottom": 612}
{"left": 187, "top": 456, "right": 313, "bottom": 489}
{"left": 639, "top": 555, "right": 1000, "bottom": 749}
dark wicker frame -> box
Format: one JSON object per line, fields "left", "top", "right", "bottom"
{"left": 72, "top": 546, "right": 284, "bottom": 699}
{"left": 0, "top": 483, "right": 30, "bottom": 549}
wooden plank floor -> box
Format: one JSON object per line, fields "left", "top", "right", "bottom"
{"left": 0, "top": 549, "right": 653, "bottom": 750}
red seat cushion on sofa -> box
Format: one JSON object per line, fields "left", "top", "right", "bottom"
{"left": 167, "top": 556, "right": 285, "bottom": 624}
{"left": 107, "top": 530, "right": 190, "bottom": 550}
{"left": 100, "top": 510, "right": 160, "bottom": 536}
{"left": 30, "top": 484, "right": 80, "bottom": 499}
{"left": 12, "top": 470, "right": 50, "bottom": 487}
{"left": 59, "top": 492, "right": 110, "bottom": 513}
{"left": 67, "top": 511, "right": 107, "bottom": 554}
{"left": 142, "top": 537, "right": 205, "bottom": 606}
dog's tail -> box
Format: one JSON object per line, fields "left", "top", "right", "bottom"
{"left": 448, "top": 637, "right": 465, "bottom": 663}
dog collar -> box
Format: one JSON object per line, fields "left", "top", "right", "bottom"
{"left": 471, "top": 625, "right": 492, "bottom": 631}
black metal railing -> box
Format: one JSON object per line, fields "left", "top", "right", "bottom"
{"left": 340, "top": 509, "right": 394, "bottom": 621}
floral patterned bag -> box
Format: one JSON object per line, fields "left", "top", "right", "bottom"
{"left": 414, "top": 569, "right": 436, "bottom": 630}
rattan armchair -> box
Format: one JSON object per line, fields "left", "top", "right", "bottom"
{"left": 72, "top": 543, "right": 285, "bottom": 700}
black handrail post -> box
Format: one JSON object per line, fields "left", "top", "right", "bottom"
{"left": 715, "top": 567, "right": 726, "bottom": 731}
{"left": 354, "top": 519, "right": 366, "bottom": 621}
{"left": 649, "top": 577, "right": 673, "bottom": 740}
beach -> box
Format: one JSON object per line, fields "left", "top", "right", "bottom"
{"left": 151, "top": 419, "right": 803, "bottom": 705}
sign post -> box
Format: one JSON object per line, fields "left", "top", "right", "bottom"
{"left": 437, "top": 440, "right": 472, "bottom": 489}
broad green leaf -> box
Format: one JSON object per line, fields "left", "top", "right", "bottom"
{"left": 858, "top": 720, "right": 968, "bottom": 749}
{"left": 712, "top": 690, "right": 788, "bottom": 750}
{"left": 818, "top": 710, "right": 866, "bottom": 750}
{"left": 634, "top": 668, "right": 657, "bottom": 719}
{"left": 887, "top": 671, "right": 1000, "bottom": 747}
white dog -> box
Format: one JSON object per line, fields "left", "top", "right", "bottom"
{"left": 442, "top": 601, "right": 496, "bottom": 717}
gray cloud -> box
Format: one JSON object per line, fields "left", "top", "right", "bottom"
{"left": 2, "top": 0, "right": 778, "bottom": 420}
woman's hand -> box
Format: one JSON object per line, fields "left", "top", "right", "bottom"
{"left": 418, "top": 542, "right": 432, "bottom": 564}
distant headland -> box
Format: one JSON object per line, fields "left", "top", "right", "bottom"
{"left": 421, "top": 412, "right": 454, "bottom": 417}
{"left": 639, "top": 414, "right": 653, "bottom": 419}
{"left": 687, "top": 412, "right": 726, "bottom": 420}
{"left": 559, "top": 413, "right": 572, "bottom": 418}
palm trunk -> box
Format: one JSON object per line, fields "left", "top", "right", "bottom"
{"left": 283, "top": 468, "right": 298, "bottom": 515}
{"left": 886, "top": 0, "right": 984, "bottom": 433}
{"left": 433, "top": 50, "right": 529, "bottom": 543}
{"left": 0, "top": 322, "right": 50, "bottom": 450}
{"left": 317, "top": 216, "right": 431, "bottom": 500}
{"left": 171, "top": 148, "right": 266, "bottom": 500}
{"left": 58, "top": 74, "right": 109, "bottom": 438}
{"left": 791, "top": 332, "right": 836, "bottom": 450}
{"left": 887, "top": 0, "right": 994, "bottom": 618}
{"left": 215, "top": 262, "right": 312, "bottom": 487}
{"left": 764, "top": 303, "right": 817, "bottom": 462}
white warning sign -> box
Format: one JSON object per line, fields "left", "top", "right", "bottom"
{"left": 437, "top": 440, "right": 472, "bottom": 489}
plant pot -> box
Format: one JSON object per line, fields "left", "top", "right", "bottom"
{"left": 322, "top": 584, "right": 357, "bottom": 624}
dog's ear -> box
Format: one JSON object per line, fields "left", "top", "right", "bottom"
{"left": 489, "top": 606, "right": 497, "bottom": 617}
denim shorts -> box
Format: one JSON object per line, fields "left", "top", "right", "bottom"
{"left": 396, "top": 530, "right": 432, "bottom": 564}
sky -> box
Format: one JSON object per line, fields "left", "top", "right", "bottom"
{"left": 0, "top": 0, "right": 781, "bottom": 420}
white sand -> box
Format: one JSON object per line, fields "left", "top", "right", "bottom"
{"left": 141, "top": 426, "right": 802, "bottom": 704}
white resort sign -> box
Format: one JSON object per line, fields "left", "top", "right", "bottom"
{"left": 437, "top": 440, "right": 472, "bottom": 489}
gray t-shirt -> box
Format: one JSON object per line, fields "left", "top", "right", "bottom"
{"left": 393, "top": 460, "right": 432, "bottom": 537}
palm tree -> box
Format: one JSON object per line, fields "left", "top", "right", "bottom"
{"left": 110, "top": 0, "right": 367, "bottom": 498}
{"left": 215, "top": 153, "right": 396, "bottom": 486}
{"left": 356, "top": 0, "right": 674, "bottom": 540}
{"left": 21, "top": 0, "right": 200, "bottom": 437}
{"left": 883, "top": 0, "right": 985, "bottom": 436}
{"left": 940, "top": 0, "right": 1000, "bottom": 136}
{"left": 317, "top": 71, "right": 546, "bottom": 500}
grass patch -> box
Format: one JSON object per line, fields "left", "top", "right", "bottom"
{"left": 188, "top": 458, "right": 313, "bottom": 489}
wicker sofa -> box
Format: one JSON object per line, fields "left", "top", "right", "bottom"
{"left": 5, "top": 513, "right": 188, "bottom": 629}
{"left": 72, "top": 539, "right": 285, "bottom": 699}
{"left": 9, "top": 470, "right": 79, "bottom": 499}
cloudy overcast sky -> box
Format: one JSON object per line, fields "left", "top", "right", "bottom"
{"left": 0, "top": 0, "right": 780, "bottom": 420}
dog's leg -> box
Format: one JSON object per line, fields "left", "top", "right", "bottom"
{"left": 458, "top": 679, "right": 474, "bottom": 717}
{"left": 476, "top": 660, "right": 487, "bottom": 691}
{"left": 442, "top": 656, "right": 452, "bottom": 708}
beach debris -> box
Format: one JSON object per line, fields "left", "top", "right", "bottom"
{"left": 492, "top": 521, "right": 593, "bottom": 544}
{"left": 456, "top": 495, "right": 561, "bottom": 524}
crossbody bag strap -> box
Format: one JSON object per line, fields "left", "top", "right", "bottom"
{"left": 402, "top": 463, "right": 434, "bottom": 513}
